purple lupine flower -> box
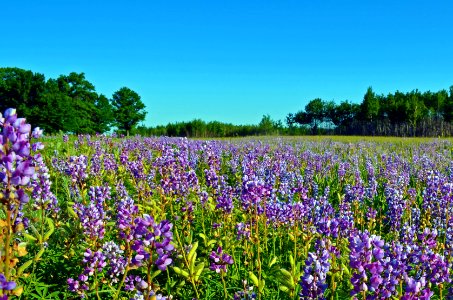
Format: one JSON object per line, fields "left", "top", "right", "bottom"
{"left": 116, "top": 184, "right": 139, "bottom": 241}
{"left": 82, "top": 248, "right": 108, "bottom": 276}
{"left": 102, "top": 241, "right": 127, "bottom": 283}
{"left": 103, "top": 153, "right": 118, "bottom": 172}
{"left": 199, "top": 190, "right": 209, "bottom": 207}
{"left": 67, "top": 248, "right": 105, "bottom": 297}
{"left": 403, "top": 227, "right": 451, "bottom": 289}
{"left": 234, "top": 281, "right": 257, "bottom": 300}
{"left": 401, "top": 277, "right": 433, "bottom": 300}
{"left": 299, "top": 239, "right": 332, "bottom": 300}
{"left": 127, "top": 214, "right": 174, "bottom": 271}
{"left": 65, "top": 155, "right": 88, "bottom": 184}
{"left": 241, "top": 178, "right": 271, "bottom": 214}
{"left": 216, "top": 186, "right": 234, "bottom": 214}
{"left": 90, "top": 147, "right": 103, "bottom": 176}
{"left": 31, "top": 153, "right": 59, "bottom": 213}
{"left": 445, "top": 216, "right": 453, "bottom": 256}
{"left": 0, "top": 108, "right": 49, "bottom": 279}
{"left": 349, "top": 231, "right": 397, "bottom": 298}
{"left": 125, "top": 275, "right": 148, "bottom": 291}
{"left": 0, "top": 273, "right": 16, "bottom": 293}
{"left": 31, "top": 127, "right": 43, "bottom": 139}
{"left": 236, "top": 222, "right": 251, "bottom": 241}
{"left": 67, "top": 277, "right": 88, "bottom": 294}
{"left": 73, "top": 185, "right": 110, "bottom": 240}
{"left": 205, "top": 167, "right": 220, "bottom": 189}
{"left": 209, "top": 246, "right": 234, "bottom": 274}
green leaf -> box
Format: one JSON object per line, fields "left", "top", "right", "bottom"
{"left": 173, "top": 266, "right": 189, "bottom": 279}
{"left": 23, "top": 233, "right": 37, "bottom": 242}
{"left": 67, "top": 206, "right": 78, "bottom": 219}
{"left": 187, "top": 241, "right": 198, "bottom": 263}
{"left": 279, "top": 285, "right": 290, "bottom": 293}
{"left": 150, "top": 270, "right": 161, "bottom": 280}
{"left": 268, "top": 256, "right": 278, "bottom": 267}
{"left": 35, "top": 248, "right": 45, "bottom": 261}
{"left": 173, "top": 266, "right": 182, "bottom": 275}
{"left": 258, "top": 278, "right": 265, "bottom": 292}
{"left": 194, "top": 262, "right": 205, "bottom": 281}
{"left": 43, "top": 218, "right": 54, "bottom": 241}
{"left": 342, "top": 263, "right": 350, "bottom": 276}
{"left": 17, "top": 242, "right": 28, "bottom": 257}
{"left": 249, "top": 271, "right": 259, "bottom": 288}
{"left": 189, "top": 252, "right": 197, "bottom": 274}
{"left": 289, "top": 253, "right": 295, "bottom": 269}
{"left": 279, "top": 268, "right": 293, "bottom": 284}
{"left": 30, "top": 225, "right": 43, "bottom": 243}
{"left": 17, "top": 259, "right": 33, "bottom": 276}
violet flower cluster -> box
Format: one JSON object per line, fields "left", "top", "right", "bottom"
{"left": 68, "top": 241, "right": 128, "bottom": 297}
{"left": 349, "top": 231, "right": 395, "bottom": 298}
{"left": 131, "top": 215, "right": 174, "bottom": 271}
{"left": 0, "top": 273, "right": 16, "bottom": 300}
{"left": 73, "top": 185, "right": 110, "bottom": 240}
{"left": 299, "top": 239, "right": 333, "bottom": 300}
{"left": 241, "top": 177, "right": 271, "bottom": 215}
{"left": 1, "top": 108, "right": 36, "bottom": 194}
{"left": 209, "top": 246, "right": 234, "bottom": 274}
{"left": 31, "top": 153, "right": 58, "bottom": 213}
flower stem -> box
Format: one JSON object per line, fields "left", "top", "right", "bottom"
{"left": 221, "top": 272, "right": 228, "bottom": 299}
{"left": 4, "top": 208, "right": 12, "bottom": 280}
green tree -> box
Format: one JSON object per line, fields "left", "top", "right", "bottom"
{"left": 330, "top": 101, "right": 360, "bottom": 127}
{"left": 405, "top": 90, "right": 427, "bottom": 130}
{"left": 305, "top": 98, "right": 325, "bottom": 127}
{"left": 444, "top": 86, "right": 453, "bottom": 122}
{"left": 34, "top": 78, "right": 73, "bottom": 133}
{"left": 0, "top": 67, "right": 46, "bottom": 123}
{"left": 293, "top": 98, "right": 329, "bottom": 133}
{"left": 111, "top": 87, "right": 147, "bottom": 135}
{"left": 258, "top": 114, "right": 275, "bottom": 135}
{"left": 92, "top": 94, "right": 114, "bottom": 133}
{"left": 360, "top": 87, "right": 380, "bottom": 121}
{"left": 56, "top": 72, "right": 100, "bottom": 133}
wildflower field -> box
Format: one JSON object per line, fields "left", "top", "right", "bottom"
{"left": 3, "top": 109, "right": 453, "bottom": 299}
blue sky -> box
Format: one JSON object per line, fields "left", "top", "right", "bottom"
{"left": 1, "top": 1, "right": 453, "bottom": 126}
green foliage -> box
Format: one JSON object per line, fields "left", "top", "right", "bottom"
{"left": 136, "top": 116, "right": 287, "bottom": 138}
{"left": 288, "top": 85, "right": 453, "bottom": 136}
{"left": 56, "top": 72, "right": 100, "bottom": 134}
{"left": 0, "top": 67, "right": 46, "bottom": 121}
{"left": 2, "top": 66, "right": 453, "bottom": 137}
{"left": 111, "top": 87, "right": 147, "bottom": 135}
{"left": 6, "top": 134, "right": 453, "bottom": 299}
{"left": 0, "top": 68, "right": 119, "bottom": 134}
{"left": 360, "top": 86, "right": 380, "bottom": 121}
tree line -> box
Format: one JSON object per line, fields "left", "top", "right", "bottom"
{"left": 140, "top": 86, "right": 453, "bottom": 137}
{"left": 136, "top": 115, "right": 286, "bottom": 137}
{"left": 0, "top": 67, "right": 147, "bottom": 134}
{"left": 2, "top": 67, "right": 453, "bottom": 137}
{"left": 286, "top": 86, "right": 453, "bottom": 136}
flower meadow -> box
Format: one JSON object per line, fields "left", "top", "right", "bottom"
{"left": 3, "top": 110, "right": 453, "bottom": 299}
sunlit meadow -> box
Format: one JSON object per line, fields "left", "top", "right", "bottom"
{"left": 2, "top": 109, "right": 453, "bottom": 299}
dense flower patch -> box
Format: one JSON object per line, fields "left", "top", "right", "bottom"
{"left": 3, "top": 109, "right": 453, "bottom": 299}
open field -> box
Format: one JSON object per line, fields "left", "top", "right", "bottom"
{"left": 2, "top": 113, "right": 453, "bottom": 299}
{"left": 210, "top": 135, "right": 453, "bottom": 143}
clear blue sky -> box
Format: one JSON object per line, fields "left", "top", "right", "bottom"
{"left": 1, "top": 0, "right": 453, "bottom": 126}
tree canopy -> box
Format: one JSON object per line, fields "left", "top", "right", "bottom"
{"left": 0, "top": 67, "right": 145, "bottom": 134}
{"left": 111, "top": 87, "right": 147, "bottom": 135}
{"left": 287, "top": 86, "right": 453, "bottom": 136}
{"left": 2, "top": 66, "right": 453, "bottom": 137}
